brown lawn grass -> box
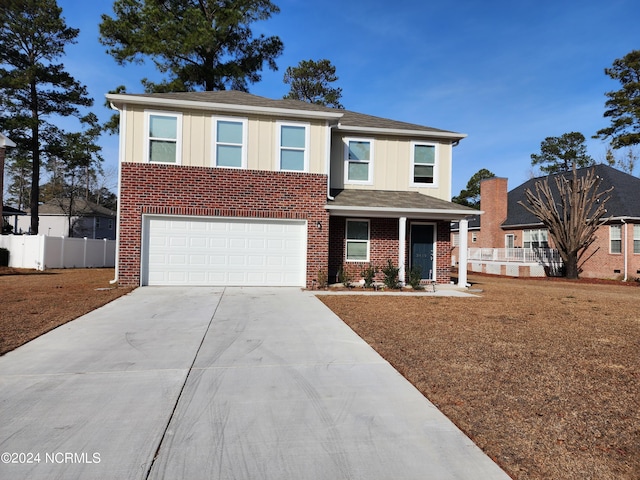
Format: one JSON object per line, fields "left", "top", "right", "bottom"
{"left": 319, "top": 274, "right": 639, "bottom": 480}
{"left": 0, "top": 268, "right": 133, "bottom": 355}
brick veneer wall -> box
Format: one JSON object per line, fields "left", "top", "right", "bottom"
{"left": 328, "top": 217, "right": 452, "bottom": 285}
{"left": 118, "top": 163, "right": 329, "bottom": 287}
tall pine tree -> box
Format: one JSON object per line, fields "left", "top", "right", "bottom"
{"left": 0, "top": 0, "right": 94, "bottom": 234}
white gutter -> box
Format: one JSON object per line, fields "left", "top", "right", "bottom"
{"left": 105, "top": 94, "right": 344, "bottom": 121}
{"left": 109, "top": 102, "right": 126, "bottom": 285}
{"left": 335, "top": 123, "right": 467, "bottom": 141}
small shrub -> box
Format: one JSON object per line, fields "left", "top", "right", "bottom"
{"left": 381, "top": 259, "right": 400, "bottom": 289}
{"left": 338, "top": 266, "right": 353, "bottom": 288}
{"left": 407, "top": 265, "right": 424, "bottom": 290}
{"left": 361, "top": 264, "right": 377, "bottom": 288}
{"left": 317, "top": 269, "right": 328, "bottom": 289}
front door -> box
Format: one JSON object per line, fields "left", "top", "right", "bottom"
{"left": 411, "top": 224, "right": 434, "bottom": 280}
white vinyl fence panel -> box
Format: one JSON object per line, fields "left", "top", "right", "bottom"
{"left": 0, "top": 235, "right": 115, "bottom": 270}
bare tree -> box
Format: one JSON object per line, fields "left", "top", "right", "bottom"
{"left": 518, "top": 166, "right": 613, "bottom": 279}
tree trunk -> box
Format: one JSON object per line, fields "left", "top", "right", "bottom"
{"left": 29, "top": 80, "right": 39, "bottom": 235}
{"left": 564, "top": 254, "right": 579, "bottom": 279}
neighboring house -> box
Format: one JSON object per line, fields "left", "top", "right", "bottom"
{"left": 17, "top": 198, "right": 116, "bottom": 240}
{"left": 106, "top": 91, "right": 476, "bottom": 288}
{"left": 452, "top": 165, "right": 640, "bottom": 280}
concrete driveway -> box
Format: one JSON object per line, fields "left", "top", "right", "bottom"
{"left": 0, "top": 287, "right": 509, "bottom": 480}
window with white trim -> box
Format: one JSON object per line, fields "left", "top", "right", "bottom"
{"left": 345, "top": 219, "right": 370, "bottom": 262}
{"left": 411, "top": 143, "right": 436, "bottom": 186}
{"left": 523, "top": 229, "right": 549, "bottom": 248}
{"left": 505, "top": 234, "right": 515, "bottom": 248}
{"left": 634, "top": 224, "right": 640, "bottom": 254}
{"left": 277, "top": 122, "right": 308, "bottom": 171}
{"left": 146, "top": 112, "right": 182, "bottom": 164}
{"left": 610, "top": 224, "right": 622, "bottom": 254}
{"left": 213, "top": 117, "right": 247, "bottom": 168}
{"left": 344, "top": 138, "right": 373, "bottom": 183}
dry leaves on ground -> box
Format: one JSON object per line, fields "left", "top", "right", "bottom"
{"left": 319, "top": 275, "right": 640, "bottom": 480}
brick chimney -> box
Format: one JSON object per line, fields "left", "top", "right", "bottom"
{"left": 479, "top": 177, "right": 508, "bottom": 248}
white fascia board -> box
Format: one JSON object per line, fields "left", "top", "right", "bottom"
{"left": 326, "top": 204, "right": 478, "bottom": 220}
{"left": 0, "top": 133, "right": 16, "bottom": 148}
{"left": 335, "top": 124, "right": 467, "bottom": 141}
{"left": 105, "top": 94, "right": 344, "bottom": 120}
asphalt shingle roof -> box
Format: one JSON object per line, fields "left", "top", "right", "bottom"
{"left": 28, "top": 199, "right": 116, "bottom": 217}
{"left": 119, "top": 91, "right": 464, "bottom": 138}
{"left": 329, "top": 189, "right": 477, "bottom": 212}
{"left": 503, "top": 164, "right": 640, "bottom": 227}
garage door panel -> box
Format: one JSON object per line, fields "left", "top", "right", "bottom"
{"left": 144, "top": 216, "right": 306, "bottom": 286}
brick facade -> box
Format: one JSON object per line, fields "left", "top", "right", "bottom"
{"left": 118, "top": 163, "right": 329, "bottom": 287}
{"left": 328, "top": 217, "right": 452, "bottom": 285}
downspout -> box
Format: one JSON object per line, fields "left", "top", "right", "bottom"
{"left": 109, "top": 103, "right": 126, "bottom": 285}
{"left": 621, "top": 219, "right": 628, "bottom": 281}
{"left": 325, "top": 122, "right": 337, "bottom": 201}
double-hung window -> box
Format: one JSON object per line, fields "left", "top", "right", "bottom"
{"left": 412, "top": 143, "right": 436, "bottom": 186}
{"left": 523, "top": 229, "right": 549, "bottom": 248}
{"left": 345, "top": 219, "right": 370, "bottom": 262}
{"left": 610, "top": 225, "right": 622, "bottom": 253}
{"left": 277, "top": 122, "right": 308, "bottom": 171}
{"left": 146, "top": 112, "right": 182, "bottom": 164}
{"left": 634, "top": 224, "right": 640, "bottom": 254}
{"left": 213, "top": 117, "right": 247, "bottom": 168}
{"left": 345, "top": 139, "right": 373, "bottom": 184}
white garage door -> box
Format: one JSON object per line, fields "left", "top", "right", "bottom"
{"left": 143, "top": 216, "right": 307, "bottom": 286}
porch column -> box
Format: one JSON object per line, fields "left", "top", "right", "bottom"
{"left": 398, "top": 216, "right": 407, "bottom": 285}
{"left": 458, "top": 218, "right": 469, "bottom": 287}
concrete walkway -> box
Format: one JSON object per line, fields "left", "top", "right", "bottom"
{"left": 0, "top": 287, "right": 508, "bottom": 480}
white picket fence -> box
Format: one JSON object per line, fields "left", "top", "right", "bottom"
{"left": 0, "top": 235, "right": 116, "bottom": 270}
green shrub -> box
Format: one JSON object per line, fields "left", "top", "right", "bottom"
{"left": 407, "top": 265, "right": 424, "bottom": 290}
{"left": 317, "top": 269, "right": 328, "bottom": 289}
{"left": 337, "top": 266, "right": 353, "bottom": 288}
{"left": 361, "top": 264, "right": 377, "bottom": 288}
{"left": 381, "top": 259, "right": 400, "bottom": 289}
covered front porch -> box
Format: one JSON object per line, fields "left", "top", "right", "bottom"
{"left": 326, "top": 190, "right": 476, "bottom": 286}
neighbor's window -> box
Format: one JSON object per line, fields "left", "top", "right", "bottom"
{"left": 634, "top": 224, "right": 640, "bottom": 254}
{"left": 108, "top": 219, "right": 113, "bottom": 230}
{"left": 452, "top": 233, "right": 460, "bottom": 247}
{"left": 146, "top": 112, "right": 182, "bottom": 164}
{"left": 610, "top": 224, "right": 622, "bottom": 254}
{"left": 345, "top": 139, "right": 373, "bottom": 183}
{"left": 277, "top": 122, "right": 308, "bottom": 171}
{"left": 346, "top": 219, "right": 370, "bottom": 262}
{"left": 214, "top": 117, "right": 247, "bottom": 168}
{"left": 523, "top": 229, "right": 549, "bottom": 248}
{"left": 412, "top": 143, "right": 436, "bottom": 185}
{"left": 95, "top": 217, "right": 101, "bottom": 229}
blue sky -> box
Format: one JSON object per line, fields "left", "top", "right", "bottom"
{"left": 55, "top": 0, "right": 639, "bottom": 196}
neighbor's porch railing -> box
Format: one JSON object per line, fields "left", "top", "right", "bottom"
{"left": 468, "top": 247, "right": 562, "bottom": 264}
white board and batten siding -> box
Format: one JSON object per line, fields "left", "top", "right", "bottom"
{"left": 142, "top": 216, "right": 307, "bottom": 286}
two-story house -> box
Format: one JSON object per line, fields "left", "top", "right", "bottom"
{"left": 106, "top": 91, "right": 475, "bottom": 288}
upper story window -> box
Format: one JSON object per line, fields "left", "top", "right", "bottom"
{"left": 344, "top": 138, "right": 373, "bottom": 184}
{"left": 213, "top": 117, "right": 247, "bottom": 168}
{"left": 345, "top": 219, "right": 370, "bottom": 262}
{"left": 277, "top": 122, "right": 308, "bottom": 172}
{"left": 146, "top": 111, "right": 182, "bottom": 164}
{"left": 610, "top": 224, "right": 622, "bottom": 254}
{"left": 411, "top": 143, "right": 437, "bottom": 186}
{"left": 523, "top": 229, "right": 549, "bottom": 248}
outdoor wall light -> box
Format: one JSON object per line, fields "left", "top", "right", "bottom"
{"left": 316, "top": 221, "right": 322, "bottom": 230}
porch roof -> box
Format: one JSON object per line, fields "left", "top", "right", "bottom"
{"left": 327, "top": 189, "right": 478, "bottom": 220}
